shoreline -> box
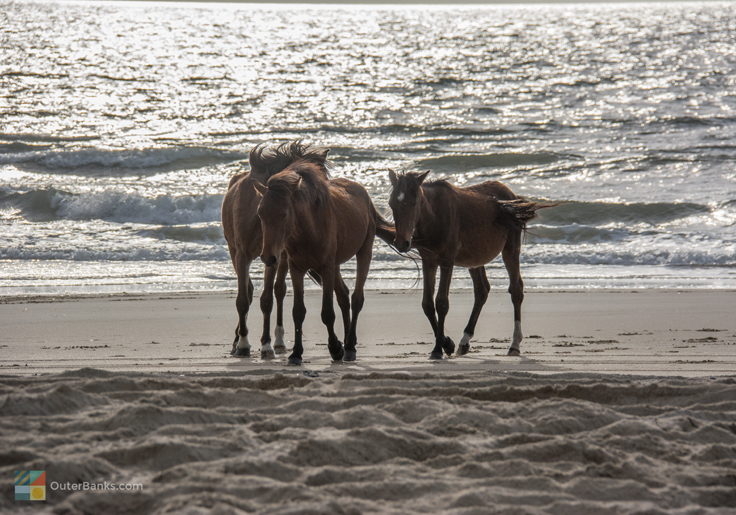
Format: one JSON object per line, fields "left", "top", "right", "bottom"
{"left": 2, "top": 286, "right": 735, "bottom": 304}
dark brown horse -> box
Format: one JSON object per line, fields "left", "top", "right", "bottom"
{"left": 388, "top": 170, "right": 551, "bottom": 359}
{"left": 221, "top": 142, "right": 328, "bottom": 359}
{"left": 258, "top": 158, "right": 394, "bottom": 365}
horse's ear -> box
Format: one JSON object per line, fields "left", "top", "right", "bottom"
{"left": 388, "top": 170, "right": 398, "bottom": 187}
{"left": 317, "top": 148, "right": 329, "bottom": 160}
{"left": 248, "top": 144, "right": 264, "bottom": 171}
{"left": 416, "top": 170, "right": 431, "bottom": 184}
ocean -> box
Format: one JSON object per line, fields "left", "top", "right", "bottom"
{"left": 1, "top": 0, "right": 735, "bottom": 296}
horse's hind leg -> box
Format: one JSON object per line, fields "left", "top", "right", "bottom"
{"left": 345, "top": 237, "right": 372, "bottom": 362}
{"left": 258, "top": 262, "right": 277, "bottom": 360}
{"left": 232, "top": 254, "right": 252, "bottom": 357}
{"left": 319, "top": 265, "right": 344, "bottom": 362}
{"left": 431, "top": 263, "right": 455, "bottom": 359}
{"left": 273, "top": 255, "right": 288, "bottom": 354}
{"left": 334, "top": 269, "right": 351, "bottom": 346}
{"left": 502, "top": 230, "right": 524, "bottom": 356}
{"left": 459, "top": 266, "right": 491, "bottom": 356}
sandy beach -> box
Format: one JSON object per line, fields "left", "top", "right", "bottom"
{"left": 2, "top": 290, "right": 736, "bottom": 513}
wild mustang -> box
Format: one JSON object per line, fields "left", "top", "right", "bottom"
{"left": 221, "top": 141, "right": 329, "bottom": 359}
{"left": 388, "top": 170, "right": 552, "bottom": 359}
{"left": 258, "top": 158, "right": 394, "bottom": 365}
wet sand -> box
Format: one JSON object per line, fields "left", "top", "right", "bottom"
{"left": 1, "top": 290, "right": 735, "bottom": 376}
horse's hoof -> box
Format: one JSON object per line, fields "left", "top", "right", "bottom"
{"left": 507, "top": 348, "right": 521, "bottom": 357}
{"left": 458, "top": 343, "right": 470, "bottom": 356}
{"left": 343, "top": 349, "right": 357, "bottom": 362}
{"left": 442, "top": 336, "right": 455, "bottom": 356}
{"left": 329, "top": 342, "right": 345, "bottom": 362}
{"left": 429, "top": 350, "right": 444, "bottom": 360}
{"left": 274, "top": 326, "right": 286, "bottom": 354}
{"left": 287, "top": 354, "right": 303, "bottom": 366}
{"left": 232, "top": 347, "right": 250, "bottom": 357}
{"left": 261, "top": 348, "right": 276, "bottom": 360}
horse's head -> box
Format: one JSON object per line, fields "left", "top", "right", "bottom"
{"left": 388, "top": 170, "right": 430, "bottom": 252}
{"left": 257, "top": 171, "right": 301, "bottom": 266}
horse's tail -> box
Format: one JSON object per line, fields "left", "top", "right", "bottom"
{"left": 497, "top": 198, "right": 557, "bottom": 232}
{"left": 372, "top": 205, "right": 396, "bottom": 245}
{"left": 307, "top": 269, "right": 322, "bottom": 286}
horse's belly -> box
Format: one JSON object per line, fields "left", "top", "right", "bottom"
{"left": 455, "top": 239, "right": 505, "bottom": 268}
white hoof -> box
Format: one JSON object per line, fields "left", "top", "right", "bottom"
{"left": 236, "top": 335, "right": 250, "bottom": 351}
{"left": 232, "top": 335, "right": 251, "bottom": 357}
{"left": 261, "top": 342, "right": 275, "bottom": 360}
{"left": 510, "top": 321, "right": 523, "bottom": 353}
{"left": 273, "top": 325, "right": 286, "bottom": 353}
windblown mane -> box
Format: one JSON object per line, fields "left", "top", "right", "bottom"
{"left": 266, "top": 162, "right": 330, "bottom": 208}
{"left": 249, "top": 141, "right": 329, "bottom": 181}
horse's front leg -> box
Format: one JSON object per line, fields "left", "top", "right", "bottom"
{"left": 431, "top": 263, "right": 455, "bottom": 359}
{"left": 232, "top": 255, "right": 253, "bottom": 357}
{"left": 420, "top": 258, "right": 439, "bottom": 340}
{"left": 334, "top": 269, "right": 351, "bottom": 347}
{"left": 273, "top": 254, "right": 288, "bottom": 354}
{"left": 258, "top": 262, "right": 277, "bottom": 360}
{"left": 319, "top": 265, "right": 344, "bottom": 362}
{"left": 288, "top": 267, "right": 307, "bottom": 366}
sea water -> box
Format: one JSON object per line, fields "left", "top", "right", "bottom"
{"left": 1, "top": 1, "right": 735, "bottom": 295}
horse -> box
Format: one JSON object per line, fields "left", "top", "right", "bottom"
{"left": 257, "top": 158, "right": 394, "bottom": 365}
{"left": 387, "top": 170, "right": 552, "bottom": 359}
{"left": 221, "top": 141, "right": 329, "bottom": 359}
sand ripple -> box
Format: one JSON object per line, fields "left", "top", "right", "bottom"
{"left": 1, "top": 369, "right": 735, "bottom": 514}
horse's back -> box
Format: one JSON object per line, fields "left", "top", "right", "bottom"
{"left": 452, "top": 181, "right": 517, "bottom": 267}
{"left": 464, "top": 180, "right": 518, "bottom": 201}
{"left": 328, "top": 177, "right": 376, "bottom": 262}
{"left": 329, "top": 177, "right": 372, "bottom": 204}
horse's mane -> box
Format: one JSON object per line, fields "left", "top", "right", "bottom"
{"left": 266, "top": 162, "right": 330, "bottom": 208}
{"left": 249, "top": 141, "right": 329, "bottom": 181}
{"left": 423, "top": 178, "right": 453, "bottom": 189}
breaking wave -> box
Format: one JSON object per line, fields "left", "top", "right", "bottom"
{"left": 0, "top": 187, "right": 222, "bottom": 225}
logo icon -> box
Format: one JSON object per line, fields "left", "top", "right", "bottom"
{"left": 14, "top": 470, "right": 46, "bottom": 501}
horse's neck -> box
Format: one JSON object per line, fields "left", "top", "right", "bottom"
{"left": 290, "top": 194, "right": 329, "bottom": 243}
{"left": 417, "top": 188, "right": 438, "bottom": 230}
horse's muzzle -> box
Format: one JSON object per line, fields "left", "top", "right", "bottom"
{"left": 394, "top": 239, "right": 410, "bottom": 253}
{"left": 260, "top": 254, "right": 277, "bottom": 266}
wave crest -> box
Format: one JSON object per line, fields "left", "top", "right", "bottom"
{"left": 0, "top": 187, "right": 222, "bottom": 224}
{"left": 0, "top": 147, "right": 247, "bottom": 174}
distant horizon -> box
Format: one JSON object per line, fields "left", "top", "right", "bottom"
{"left": 51, "top": 0, "right": 728, "bottom": 4}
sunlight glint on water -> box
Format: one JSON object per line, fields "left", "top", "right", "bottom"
{"left": 1, "top": 1, "right": 735, "bottom": 295}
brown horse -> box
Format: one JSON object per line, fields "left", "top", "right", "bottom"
{"left": 388, "top": 170, "right": 551, "bottom": 359}
{"left": 221, "top": 142, "right": 328, "bottom": 359}
{"left": 258, "top": 159, "right": 394, "bottom": 365}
